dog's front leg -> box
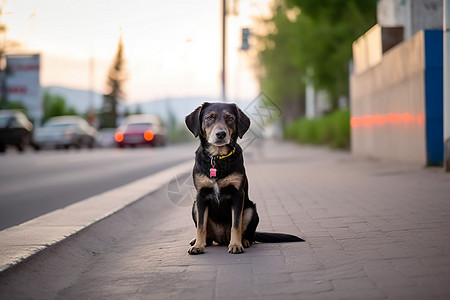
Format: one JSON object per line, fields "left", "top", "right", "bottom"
{"left": 188, "top": 200, "right": 208, "bottom": 255}
{"left": 229, "top": 192, "right": 244, "bottom": 254}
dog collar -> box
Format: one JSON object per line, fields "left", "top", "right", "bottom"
{"left": 217, "top": 148, "right": 235, "bottom": 160}
{"left": 209, "top": 147, "right": 235, "bottom": 178}
{"left": 210, "top": 147, "right": 235, "bottom": 163}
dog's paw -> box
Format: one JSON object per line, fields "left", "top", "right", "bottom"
{"left": 228, "top": 243, "right": 244, "bottom": 254}
{"left": 242, "top": 239, "right": 252, "bottom": 248}
{"left": 189, "top": 237, "right": 196, "bottom": 246}
{"left": 188, "top": 245, "right": 205, "bottom": 255}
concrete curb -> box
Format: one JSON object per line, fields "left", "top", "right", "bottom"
{"left": 0, "top": 160, "right": 193, "bottom": 273}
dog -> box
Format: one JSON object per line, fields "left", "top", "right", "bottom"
{"left": 185, "top": 102, "right": 304, "bottom": 254}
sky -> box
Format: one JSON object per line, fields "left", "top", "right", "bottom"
{"left": 1, "top": 0, "right": 271, "bottom": 103}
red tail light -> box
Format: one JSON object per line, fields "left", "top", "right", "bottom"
{"left": 144, "top": 130, "right": 154, "bottom": 141}
{"left": 115, "top": 131, "right": 124, "bottom": 142}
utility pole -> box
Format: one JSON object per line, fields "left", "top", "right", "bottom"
{"left": 89, "top": 54, "right": 95, "bottom": 109}
{"left": 0, "top": 22, "right": 7, "bottom": 110}
{"left": 444, "top": 0, "right": 450, "bottom": 171}
{"left": 221, "top": 0, "right": 227, "bottom": 102}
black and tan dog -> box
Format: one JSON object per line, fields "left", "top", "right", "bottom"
{"left": 185, "top": 102, "right": 304, "bottom": 255}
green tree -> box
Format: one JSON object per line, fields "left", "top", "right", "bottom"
{"left": 135, "top": 103, "right": 142, "bottom": 115}
{"left": 257, "top": 0, "right": 376, "bottom": 121}
{"left": 256, "top": 3, "right": 307, "bottom": 124}
{"left": 42, "top": 91, "right": 77, "bottom": 123}
{"left": 0, "top": 100, "right": 27, "bottom": 112}
{"left": 102, "top": 35, "right": 127, "bottom": 128}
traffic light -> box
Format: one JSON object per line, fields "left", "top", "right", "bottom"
{"left": 241, "top": 28, "right": 250, "bottom": 51}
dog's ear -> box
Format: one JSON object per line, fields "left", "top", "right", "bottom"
{"left": 185, "top": 105, "right": 203, "bottom": 138}
{"left": 185, "top": 103, "right": 210, "bottom": 138}
{"left": 236, "top": 106, "right": 251, "bottom": 139}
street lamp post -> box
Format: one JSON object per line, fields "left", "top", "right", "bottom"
{"left": 221, "top": 0, "right": 227, "bottom": 102}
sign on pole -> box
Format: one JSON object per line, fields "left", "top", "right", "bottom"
{"left": 5, "top": 54, "right": 42, "bottom": 125}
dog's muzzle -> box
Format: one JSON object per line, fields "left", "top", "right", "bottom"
{"left": 209, "top": 129, "right": 230, "bottom": 146}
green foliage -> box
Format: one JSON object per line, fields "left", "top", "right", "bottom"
{"left": 257, "top": 4, "right": 307, "bottom": 122}
{"left": 134, "top": 104, "right": 143, "bottom": 115}
{"left": 0, "top": 100, "right": 28, "bottom": 112}
{"left": 124, "top": 104, "right": 142, "bottom": 117}
{"left": 169, "top": 123, "right": 195, "bottom": 144}
{"left": 0, "top": 100, "right": 33, "bottom": 122}
{"left": 257, "top": 0, "right": 376, "bottom": 113}
{"left": 284, "top": 110, "right": 350, "bottom": 149}
{"left": 42, "top": 91, "right": 77, "bottom": 123}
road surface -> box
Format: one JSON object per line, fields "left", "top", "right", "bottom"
{"left": 0, "top": 144, "right": 196, "bottom": 230}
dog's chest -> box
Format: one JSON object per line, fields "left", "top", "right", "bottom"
{"left": 194, "top": 173, "right": 243, "bottom": 200}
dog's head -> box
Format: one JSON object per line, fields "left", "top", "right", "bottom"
{"left": 185, "top": 102, "right": 250, "bottom": 147}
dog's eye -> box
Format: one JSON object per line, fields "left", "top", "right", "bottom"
{"left": 205, "top": 115, "right": 215, "bottom": 121}
{"left": 226, "top": 116, "right": 235, "bottom": 122}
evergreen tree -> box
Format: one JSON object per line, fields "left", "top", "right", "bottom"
{"left": 103, "top": 35, "right": 127, "bottom": 127}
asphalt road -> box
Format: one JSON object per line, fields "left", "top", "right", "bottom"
{"left": 0, "top": 144, "right": 196, "bottom": 231}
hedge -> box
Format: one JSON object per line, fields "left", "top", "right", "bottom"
{"left": 284, "top": 110, "right": 350, "bottom": 149}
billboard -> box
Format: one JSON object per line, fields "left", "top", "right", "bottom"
{"left": 5, "top": 54, "right": 42, "bottom": 124}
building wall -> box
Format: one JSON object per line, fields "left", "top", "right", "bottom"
{"left": 352, "top": 24, "right": 383, "bottom": 75}
{"left": 377, "top": 0, "right": 442, "bottom": 40}
{"left": 405, "top": 0, "right": 442, "bottom": 40}
{"left": 350, "top": 30, "right": 443, "bottom": 165}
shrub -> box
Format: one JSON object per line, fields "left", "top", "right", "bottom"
{"left": 284, "top": 110, "right": 350, "bottom": 149}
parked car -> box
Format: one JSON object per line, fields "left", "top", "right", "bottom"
{"left": 95, "top": 128, "right": 117, "bottom": 148}
{"left": 0, "top": 110, "right": 34, "bottom": 153}
{"left": 33, "top": 116, "right": 98, "bottom": 150}
{"left": 115, "top": 114, "right": 166, "bottom": 148}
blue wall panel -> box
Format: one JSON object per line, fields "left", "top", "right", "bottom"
{"left": 424, "top": 30, "right": 444, "bottom": 165}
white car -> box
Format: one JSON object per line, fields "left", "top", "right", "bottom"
{"left": 33, "top": 116, "right": 98, "bottom": 150}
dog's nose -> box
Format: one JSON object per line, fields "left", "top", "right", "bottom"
{"left": 216, "top": 130, "right": 226, "bottom": 139}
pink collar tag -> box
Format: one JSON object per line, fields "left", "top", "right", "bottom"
{"left": 210, "top": 167, "right": 217, "bottom": 177}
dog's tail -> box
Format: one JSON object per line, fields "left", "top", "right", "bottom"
{"left": 254, "top": 232, "right": 304, "bottom": 243}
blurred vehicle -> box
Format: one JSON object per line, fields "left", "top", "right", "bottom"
{"left": 33, "top": 116, "right": 97, "bottom": 150}
{"left": 0, "top": 110, "right": 34, "bottom": 153}
{"left": 95, "top": 128, "right": 117, "bottom": 148}
{"left": 115, "top": 114, "right": 166, "bottom": 148}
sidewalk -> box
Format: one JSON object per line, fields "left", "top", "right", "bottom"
{"left": 1, "top": 140, "right": 450, "bottom": 299}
